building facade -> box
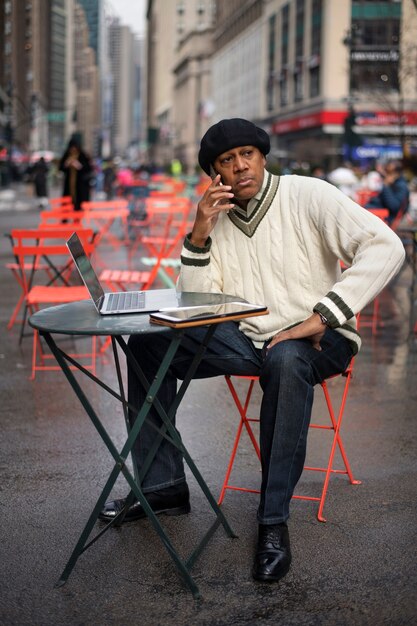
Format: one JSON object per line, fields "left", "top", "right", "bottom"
{"left": 260, "top": 0, "right": 417, "bottom": 168}
{"left": 0, "top": 0, "right": 50, "bottom": 153}
{"left": 73, "top": 2, "right": 99, "bottom": 155}
{"left": 145, "top": 0, "right": 417, "bottom": 172}
{"left": 0, "top": 0, "right": 143, "bottom": 168}
{"left": 108, "top": 19, "right": 137, "bottom": 157}
{"left": 146, "top": 0, "right": 216, "bottom": 170}
{"left": 0, "top": 0, "right": 76, "bottom": 156}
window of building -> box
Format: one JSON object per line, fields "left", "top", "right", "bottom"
{"left": 267, "top": 14, "right": 276, "bottom": 112}
{"left": 351, "top": 61, "right": 399, "bottom": 91}
{"left": 309, "top": 66, "right": 320, "bottom": 97}
{"left": 280, "top": 4, "right": 289, "bottom": 106}
{"left": 294, "top": 0, "right": 304, "bottom": 102}
{"left": 280, "top": 70, "right": 288, "bottom": 107}
{"left": 281, "top": 4, "right": 289, "bottom": 66}
{"left": 309, "top": 0, "right": 322, "bottom": 98}
{"left": 294, "top": 68, "right": 303, "bottom": 102}
{"left": 295, "top": 0, "right": 304, "bottom": 59}
{"left": 350, "top": 3, "right": 400, "bottom": 93}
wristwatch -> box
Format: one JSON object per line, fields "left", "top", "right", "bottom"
{"left": 317, "top": 312, "right": 328, "bottom": 326}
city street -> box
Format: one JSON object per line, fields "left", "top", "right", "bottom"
{"left": 1, "top": 193, "right": 416, "bottom": 626}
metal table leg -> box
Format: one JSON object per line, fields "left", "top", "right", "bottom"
{"left": 41, "top": 326, "right": 236, "bottom": 598}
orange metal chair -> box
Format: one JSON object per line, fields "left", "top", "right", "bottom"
{"left": 39, "top": 208, "right": 84, "bottom": 227}
{"left": 355, "top": 189, "right": 378, "bottom": 207}
{"left": 6, "top": 224, "right": 84, "bottom": 332}
{"left": 128, "top": 196, "right": 192, "bottom": 288}
{"left": 10, "top": 228, "right": 96, "bottom": 379}
{"left": 48, "top": 196, "right": 74, "bottom": 210}
{"left": 81, "top": 200, "right": 130, "bottom": 251}
{"left": 5, "top": 234, "right": 53, "bottom": 330}
{"left": 356, "top": 208, "right": 390, "bottom": 334}
{"left": 218, "top": 360, "right": 361, "bottom": 522}
{"left": 367, "top": 207, "right": 389, "bottom": 222}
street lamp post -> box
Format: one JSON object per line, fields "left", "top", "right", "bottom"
{"left": 5, "top": 83, "right": 14, "bottom": 186}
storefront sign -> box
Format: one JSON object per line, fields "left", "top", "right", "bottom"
{"left": 272, "top": 111, "right": 345, "bottom": 134}
{"left": 351, "top": 144, "right": 403, "bottom": 160}
{"left": 355, "top": 111, "right": 417, "bottom": 126}
{"left": 272, "top": 110, "right": 417, "bottom": 134}
{"left": 350, "top": 49, "right": 399, "bottom": 62}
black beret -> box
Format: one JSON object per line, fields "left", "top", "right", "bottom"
{"left": 198, "top": 118, "right": 270, "bottom": 175}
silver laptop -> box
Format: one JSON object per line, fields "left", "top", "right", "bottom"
{"left": 66, "top": 232, "right": 179, "bottom": 315}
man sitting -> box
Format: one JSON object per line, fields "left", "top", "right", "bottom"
{"left": 100, "top": 118, "right": 405, "bottom": 583}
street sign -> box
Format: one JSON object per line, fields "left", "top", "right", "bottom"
{"left": 47, "top": 112, "right": 66, "bottom": 122}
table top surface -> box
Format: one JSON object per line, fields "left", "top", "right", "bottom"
{"left": 29, "top": 292, "right": 246, "bottom": 336}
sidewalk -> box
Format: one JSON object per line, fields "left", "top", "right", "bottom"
{"left": 0, "top": 204, "right": 416, "bottom": 625}
{"left": 0, "top": 182, "right": 63, "bottom": 212}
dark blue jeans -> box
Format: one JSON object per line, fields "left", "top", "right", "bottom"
{"left": 127, "top": 322, "right": 353, "bottom": 524}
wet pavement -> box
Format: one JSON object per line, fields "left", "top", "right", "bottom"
{"left": 1, "top": 195, "right": 416, "bottom": 625}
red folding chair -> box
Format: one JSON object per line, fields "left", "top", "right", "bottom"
{"left": 128, "top": 196, "right": 192, "bottom": 288}
{"left": 10, "top": 227, "right": 97, "bottom": 379}
{"left": 355, "top": 189, "right": 378, "bottom": 207}
{"left": 48, "top": 196, "right": 74, "bottom": 210}
{"left": 81, "top": 200, "right": 130, "bottom": 252}
{"left": 218, "top": 357, "right": 361, "bottom": 522}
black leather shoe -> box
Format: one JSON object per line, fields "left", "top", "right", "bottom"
{"left": 252, "top": 523, "right": 292, "bottom": 582}
{"left": 98, "top": 483, "right": 190, "bottom": 523}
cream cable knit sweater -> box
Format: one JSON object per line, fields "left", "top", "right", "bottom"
{"left": 178, "top": 173, "right": 405, "bottom": 354}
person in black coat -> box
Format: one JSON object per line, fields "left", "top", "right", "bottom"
{"left": 59, "top": 139, "right": 93, "bottom": 210}
{"left": 32, "top": 157, "right": 49, "bottom": 206}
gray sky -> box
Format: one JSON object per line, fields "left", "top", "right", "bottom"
{"left": 108, "top": 0, "right": 147, "bottom": 37}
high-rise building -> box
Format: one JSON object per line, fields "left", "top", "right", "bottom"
{"left": 77, "top": 0, "right": 111, "bottom": 156}
{"left": 77, "top": 0, "right": 100, "bottom": 54}
{"left": 0, "top": 0, "right": 49, "bottom": 152}
{"left": 49, "top": 0, "right": 69, "bottom": 154}
{"left": 108, "top": 18, "right": 136, "bottom": 156}
{"left": 73, "top": 2, "right": 99, "bottom": 155}
{"left": 0, "top": 0, "right": 74, "bottom": 157}
{"left": 146, "top": 0, "right": 215, "bottom": 170}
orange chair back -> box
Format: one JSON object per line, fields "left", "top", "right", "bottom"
{"left": 356, "top": 189, "right": 378, "bottom": 206}
{"left": 367, "top": 208, "right": 389, "bottom": 221}
{"left": 81, "top": 200, "right": 128, "bottom": 211}
{"left": 10, "top": 227, "right": 95, "bottom": 294}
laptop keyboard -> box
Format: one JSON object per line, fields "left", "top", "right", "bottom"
{"left": 105, "top": 291, "right": 145, "bottom": 312}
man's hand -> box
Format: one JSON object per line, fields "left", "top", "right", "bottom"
{"left": 267, "top": 313, "right": 327, "bottom": 352}
{"left": 190, "top": 174, "right": 235, "bottom": 247}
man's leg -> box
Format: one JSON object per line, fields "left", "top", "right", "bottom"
{"left": 252, "top": 329, "right": 353, "bottom": 582}
{"left": 100, "top": 322, "right": 262, "bottom": 521}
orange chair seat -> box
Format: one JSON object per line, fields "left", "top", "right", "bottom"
{"left": 26, "top": 285, "right": 88, "bottom": 305}
{"left": 99, "top": 269, "right": 151, "bottom": 285}
{"left": 6, "top": 261, "right": 51, "bottom": 272}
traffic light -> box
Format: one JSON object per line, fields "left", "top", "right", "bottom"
{"left": 343, "top": 110, "right": 362, "bottom": 148}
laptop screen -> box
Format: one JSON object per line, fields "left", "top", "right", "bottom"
{"left": 67, "top": 232, "right": 104, "bottom": 308}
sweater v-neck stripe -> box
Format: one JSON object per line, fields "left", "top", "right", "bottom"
{"left": 227, "top": 172, "right": 280, "bottom": 238}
